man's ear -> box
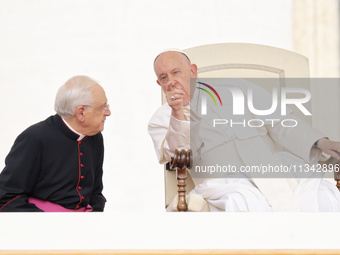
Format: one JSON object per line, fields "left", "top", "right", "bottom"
{"left": 191, "top": 64, "right": 198, "bottom": 78}
{"left": 156, "top": 79, "right": 161, "bottom": 86}
{"left": 75, "top": 106, "right": 86, "bottom": 122}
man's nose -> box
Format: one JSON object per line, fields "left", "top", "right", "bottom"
{"left": 105, "top": 109, "right": 111, "bottom": 117}
{"left": 166, "top": 76, "right": 177, "bottom": 90}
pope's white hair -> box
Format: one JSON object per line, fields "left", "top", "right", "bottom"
{"left": 154, "top": 48, "right": 191, "bottom": 64}
{"left": 54, "top": 75, "right": 98, "bottom": 118}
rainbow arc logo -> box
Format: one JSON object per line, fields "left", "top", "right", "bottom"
{"left": 196, "top": 81, "right": 222, "bottom": 106}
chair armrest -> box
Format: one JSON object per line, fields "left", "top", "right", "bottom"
{"left": 319, "top": 156, "right": 340, "bottom": 191}
{"left": 169, "top": 149, "right": 192, "bottom": 211}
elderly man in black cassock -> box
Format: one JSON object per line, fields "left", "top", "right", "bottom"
{"left": 0, "top": 75, "right": 111, "bottom": 212}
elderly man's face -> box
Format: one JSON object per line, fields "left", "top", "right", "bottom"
{"left": 83, "top": 85, "right": 111, "bottom": 136}
{"left": 154, "top": 51, "right": 197, "bottom": 105}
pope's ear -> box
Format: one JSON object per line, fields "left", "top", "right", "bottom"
{"left": 75, "top": 106, "right": 85, "bottom": 122}
{"left": 191, "top": 64, "right": 198, "bottom": 78}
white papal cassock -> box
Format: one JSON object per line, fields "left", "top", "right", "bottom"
{"left": 148, "top": 79, "right": 340, "bottom": 212}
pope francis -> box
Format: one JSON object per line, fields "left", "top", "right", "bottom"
{"left": 148, "top": 49, "right": 340, "bottom": 212}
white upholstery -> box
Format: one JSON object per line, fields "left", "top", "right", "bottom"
{"left": 185, "top": 43, "right": 311, "bottom": 124}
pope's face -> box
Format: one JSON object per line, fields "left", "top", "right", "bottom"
{"left": 154, "top": 52, "right": 197, "bottom": 105}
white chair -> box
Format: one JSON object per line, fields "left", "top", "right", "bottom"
{"left": 163, "top": 43, "right": 338, "bottom": 212}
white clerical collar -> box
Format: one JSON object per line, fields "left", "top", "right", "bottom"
{"left": 61, "top": 117, "right": 86, "bottom": 141}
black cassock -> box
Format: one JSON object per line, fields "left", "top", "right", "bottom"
{"left": 0, "top": 114, "right": 106, "bottom": 212}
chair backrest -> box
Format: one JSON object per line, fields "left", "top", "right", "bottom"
{"left": 162, "top": 43, "right": 311, "bottom": 209}
{"left": 184, "top": 43, "right": 311, "bottom": 124}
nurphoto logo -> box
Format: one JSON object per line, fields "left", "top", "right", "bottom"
{"left": 196, "top": 80, "right": 312, "bottom": 128}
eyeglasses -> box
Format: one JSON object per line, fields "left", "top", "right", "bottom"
{"left": 99, "top": 104, "right": 110, "bottom": 112}
{"left": 83, "top": 104, "right": 110, "bottom": 112}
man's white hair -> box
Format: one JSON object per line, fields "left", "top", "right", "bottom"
{"left": 154, "top": 48, "right": 191, "bottom": 63}
{"left": 54, "top": 75, "right": 98, "bottom": 118}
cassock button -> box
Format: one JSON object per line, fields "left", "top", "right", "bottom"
{"left": 81, "top": 176, "right": 85, "bottom": 179}
{"left": 76, "top": 205, "right": 79, "bottom": 209}
{"left": 78, "top": 186, "right": 82, "bottom": 190}
{"left": 81, "top": 196, "right": 84, "bottom": 199}
{"left": 80, "top": 152, "right": 83, "bottom": 156}
{"left": 81, "top": 164, "right": 84, "bottom": 167}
